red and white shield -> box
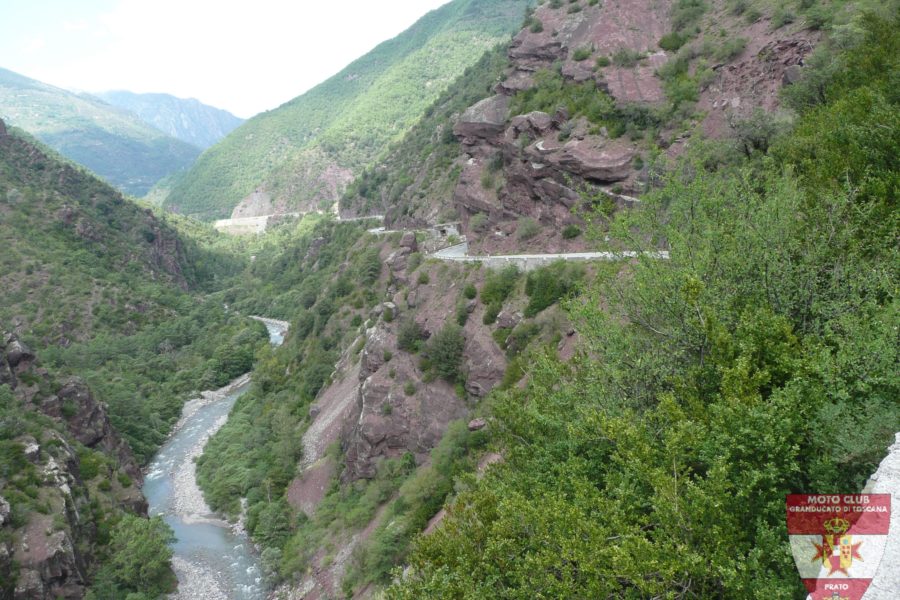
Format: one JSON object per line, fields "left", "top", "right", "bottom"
{"left": 787, "top": 494, "right": 892, "bottom": 600}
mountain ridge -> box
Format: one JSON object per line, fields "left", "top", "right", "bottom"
{"left": 96, "top": 90, "right": 244, "bottom": 149}
{"left": 0, "top": 67, "right": 200, "bottom": 196}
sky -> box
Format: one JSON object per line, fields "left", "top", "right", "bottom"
{"left": 0, "top": 0, "right": 452, "bottom": 118}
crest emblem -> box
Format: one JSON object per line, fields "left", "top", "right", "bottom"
{"left": 787, "top": 494, "right": 891, "bottom": 600}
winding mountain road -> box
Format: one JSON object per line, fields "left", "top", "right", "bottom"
{"left": 430, "top": 241, "right": 669, "bottom": 271}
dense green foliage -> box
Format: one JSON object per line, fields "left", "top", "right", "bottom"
{"left": 0, "top": 128, "right": 265, "bottom": 462}
{"left": 166, "top": 0, "right": 530, "bottom": 219}
{"left": 0, "top": 67, "right": 200, "bottom": 196}
{"left": 86, "top": 515, "right": 176, "bottom": 600}
{"left": 388, "top": 11, "right": 899, "bottom": 598}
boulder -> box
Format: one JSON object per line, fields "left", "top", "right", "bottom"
{"left": 399, "top": 231, "right": 418, "bottom": 251}
{"left": 0, "top": 496, "right": 9, "bottom": 526}
{"left": 468, "top": 418, "right": 487, "bottom": 431}
{"left": 454, "top": 95, "right": 510, "bottom": 143}
{"left": 781, "top": 64, "right": 803, "bottom": 86}
{"left": 5, "top": 337, "right": 35, "bottom": 370}
{"left": 496, "top": 310, "right": 522, "bottom": 330}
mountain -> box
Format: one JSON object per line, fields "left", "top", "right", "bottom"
{"left": 163, "top": 0, "right": 532, "bottom": 220}
{"left": 0, "top": 67, "right": 200, "bottom": 196}
{"left": 96, "top": 90, "right": 244, "bottom": 149}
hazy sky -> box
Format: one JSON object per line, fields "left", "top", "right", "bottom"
{"left": 1, "top": 0, "right": 451, "bottom": 118}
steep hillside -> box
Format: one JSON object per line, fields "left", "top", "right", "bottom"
{"left": 343, "top": 0, "right": 834, "bottom": 254}
{"left": 163, "top": 0, "right": 532, "bottom": 220}
{"left": 97, "top": 91, "right": 244, "bottom": 149}
{"left": 0, "top": 68, "right": 200, "bottom": 196}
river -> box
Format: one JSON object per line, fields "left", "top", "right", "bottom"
{"left": 144, "top": 318, "right": 288, "bottom": 600}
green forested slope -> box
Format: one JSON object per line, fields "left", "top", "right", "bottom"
{"left": 0, "top": 68, "right": 200, "bottom": 196}
{"left": 164, "top": 0, "right": 530, "bottom": 220}
{"left": 388, "top": 9, "right": 899, "bottom": 598}
{"left": 0, "top": 124, "right": 264, "bottom": 461}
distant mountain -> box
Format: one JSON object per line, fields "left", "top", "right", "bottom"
{"left": 97, "top": 90, "right": 244, "bottom": 149}
{"left": 0, "top": 67, "right": 200, "bottom": 196}
{"left": 164, "top": 0, "right": 531, "bottom": 220}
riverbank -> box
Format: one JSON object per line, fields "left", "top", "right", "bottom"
{"left": 143, "top": 319, "right": 288, "bottom": 600}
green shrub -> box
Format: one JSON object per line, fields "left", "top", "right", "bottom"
{"left": 404, "top": 381, "right": 416, "bottom": 396}
{"left": 524, "top": 261, "right": 585, "bottom": 317}
{"left": 480, "top": 266, "right": 519, "bottom": 306}
{"left": 383, "top": 306, "right": 394, "bottom": 322}
{"left": 424, "top": 324, "right": 466, "bottom": 383}
{"left": 397, "top": 318, "right": 425, "bottom": 353}
{"left": 469, "top": 213, "right": 489, "bottom": 232}
{"left": 407, "top": 252, "right": 422, "bottom": 272}
{"left": 572, "top": 46, "right": 592, "bottom": 61}
{"left": 530, "top": 20, "right": 544, "bottom": 33}
{"left": 463, "top": 283, "right": 477, "bottom": 300}
{"left": 595, "top": 55, "right": 611, "bottom": 68}
{"left": 562, "top": 225, "right": 582, "bottom": 239}
{"left": 612, "top": 48, "right": 644, "bottom": 67}
{"left": 483, "top": 302, "right": 501, "bottom": 325}
{"left": 417, "top": 272, "right": 431, "bottom": 285}
{"left": 659, "top": 32, "right": 689, "bottom": 52}
{"left": 517, "top": 217, "right": 541, "bottom": 240}
{"left": 714, "top": 37, "right": 747, "bottom": 61}
{"left": 382, "top": 350, "right": 393, "bottom": 362}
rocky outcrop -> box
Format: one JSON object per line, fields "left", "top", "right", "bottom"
{"left": 453, "top": 95, "right": 510, "bottom": 144}
{"left": 1, "top": 333, "right": 147, "bottom": 598}
{"left": 42, "top": 379, "right": 144, "bottom": 485}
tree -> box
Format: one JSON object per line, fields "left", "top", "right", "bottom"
{"left": 103, "top": 515, "right": 175, "bottom": 597}
{"left": 424, "top": 324, "right": 465, "bottom": 383}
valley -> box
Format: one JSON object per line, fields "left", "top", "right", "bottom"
{"left": 1, "top": 0, "right": 897, "bottom": 599}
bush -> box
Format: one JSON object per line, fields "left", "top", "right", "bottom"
{"left": 469, "top": 213, "right": 489, "bottom": 232}
{"left": 424, "top": 324, "right": 466, "bottom": 382}
{"left": 612, "top": 48, "right": 644, "bottom": 67}
{"left": 404, "top": 381, "right": 416, "bottom": 396}
{"left": 595, "top": 55, "right": 611, "bottom": 68}
{"left": 463, "top": 283, "right": 477, "bottom": 300}
{"left": 530, "top": 20, "right": 544, "bottom": 33}
{"left": 572, "top": 46, "right": 592, "bottom": 61}
{"left": 659, "top": 32, "right": 689, "bottom": 52}
{"left": 417, "top": 272, "right": 431, "bottom": 285}
{"left": 480, "top": 266, "right": 520, "bottom": 306}
{"left": 714, "top": 37, "right": 747, "bottom": 61}
{"left": 524, "top": 261, "right": 585, "bottom": 317}
{"left": 562, "top": 225, "right": 582, "bottom": 239}
{"left": 517, "top": 217, "right": 541, "bottom": 240}
{"left": 483, "top": 303, "right": 501, "bottom": 325}
{"left": 397, "top": 318, "right": 425, "bottom": 353}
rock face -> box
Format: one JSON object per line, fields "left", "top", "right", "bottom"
{"left": 0, "top": 333, "right": 147, "bottom": 598}
{"left": 42, "top": 379, "right": 144, "bottom": 484}
{"left": 862, "top": 433, "right": 900, "bottom": 599}
{"left": 339, "top": 253, "right": 507, "bottom": 481}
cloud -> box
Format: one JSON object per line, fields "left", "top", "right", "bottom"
{"left": 32, "top": 0, "right": 452, "bottom": 117}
